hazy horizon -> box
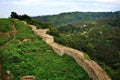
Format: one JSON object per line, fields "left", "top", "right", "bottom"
{"left": 0, "top": 0, "right": 120, "bottom": 18}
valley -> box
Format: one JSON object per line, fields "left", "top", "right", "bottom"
{"left": 0, "top": 11, "right": 120, "bottom": 80}
{"left": 34, "top": 11, "right": 120, "bottom": 80}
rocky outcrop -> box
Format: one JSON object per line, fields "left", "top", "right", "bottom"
{"left": 20, "top": 76, "right": 35, "bottom": 80}
{"left": 30, "top": 25, "right": 111, "bottom": 80}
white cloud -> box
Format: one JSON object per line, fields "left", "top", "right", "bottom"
{"left": 8, "top": 0, "right": 79, "bottom": 8}
{"left": 1, "top": 0, "right": 120, "bottom": 7}
{"left": 12, "top": 0, "right": 40, "bottom": 6}
{"left": 0, "top": 0, "right": 120, "bottom": 18}
{"left": 88, "top": 0, "right": 120, "bottom": 3}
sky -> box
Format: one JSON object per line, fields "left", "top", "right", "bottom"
{"left": 0, "top": 0, "right": 120, "bottom": 18}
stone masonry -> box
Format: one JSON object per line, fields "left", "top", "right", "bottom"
{"left": 29, "top": 24, "right": 111, "bottom": 80}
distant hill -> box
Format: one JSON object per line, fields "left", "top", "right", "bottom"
{"left": 55, "top": 17, "right": 120, "bottom": 80}
{"left": 33, "top": 11, "right": 120, "bottom": 26}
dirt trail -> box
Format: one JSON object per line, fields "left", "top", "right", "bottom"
{"left": 0, "top": 24, "right": 17, "bottom": 80}
{"left": 13, "top": 24, "right": 16, "bottom": 38}
{"left": 0, "top": 24, "right": 16, "bottom": 48}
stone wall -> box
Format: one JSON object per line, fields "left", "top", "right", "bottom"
{"left": 30, "top": 25, "right": 111, "bottom": 80}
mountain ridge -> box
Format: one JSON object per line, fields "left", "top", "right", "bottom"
{"left": 33, "top": 11, "right": 120, "bottom": 26}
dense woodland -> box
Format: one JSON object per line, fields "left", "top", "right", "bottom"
{"left": 55, "top": 18, "right": 120, "bottom": 80}
{"left": 33, "top": 11, "right": 120, "bottom": 26}
{"left": 34, "top": 11, "right": 120, "bottom": 80}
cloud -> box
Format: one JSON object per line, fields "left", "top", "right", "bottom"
{"left": 4, "top": 0, "right": 81, "bottom": 9}
{"left": 84, "top": 0, "right": 120, "bottom": 3}
{"left": 1, "top": 0, "right": 120, "bottom": 7}
{"left": 12, "top": 0, "right": 40, "bottom": 6}
{"left": 0, "top": 0, "right": 120, "bottom": 18}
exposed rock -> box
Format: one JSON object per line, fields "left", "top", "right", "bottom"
{"left": 22, "top": 39, "right": 31, "bottom": 42}
{"left": 20, "top": 76, "right": 35, "bottom": 80}
{"left": 19, "top": 39, "right": 31, "bottom": 43}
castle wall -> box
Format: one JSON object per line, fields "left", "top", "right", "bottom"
{"left": 30, "top": 24, "right": 111, "bottom": 80}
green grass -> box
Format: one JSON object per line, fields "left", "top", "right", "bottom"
{"left": 0, "top": 19, "right": 91, "bottom": 80}
{"left": 0, "top": 19, "right": 13, "bottom": 33}
{"left": 0, "top": 19, "right": 13, "bottom": 46}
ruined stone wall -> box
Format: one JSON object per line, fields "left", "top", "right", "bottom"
{"left": 49, "top": 43, "right": 111, "bottom": 80}
{"left": 30, "top": 25, "right": 111, "bottom": 80}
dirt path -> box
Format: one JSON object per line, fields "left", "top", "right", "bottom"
{"left": 0, "top": 24, "right": 17, "bottom": 80}
{"left": 0, "top": 24, "right": 16, "bottom": 48}
{"left": 12, "top": 24, "right": 16, "bottom": 38}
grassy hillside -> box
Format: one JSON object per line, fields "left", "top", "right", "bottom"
{"left": 0, "top": 19, "right": 13, "bottom": 46}
{"left": 55, "top": 18, "right": 120, "bottom": 80}
{"left": 0, "top": 19, "right": 91, "bottom": 80}
{"left": 33, "top": 11, "right": 120, "bottom": 26}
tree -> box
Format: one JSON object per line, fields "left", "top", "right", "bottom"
{"left": 20, "top": 14, "right": 31, "bottom": 20}
{"left": 46, "top": 23, "right": 60, "bottom": 37}
{"left": 10, "top": 12, "right": 19, "bottom": 19}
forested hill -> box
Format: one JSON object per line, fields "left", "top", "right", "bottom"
{"left": 33, "top": 11, "right": 120, "bottom": 26}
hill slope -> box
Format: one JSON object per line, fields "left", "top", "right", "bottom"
{"left": 55, "top": 18, "right": 120, "bottom": 80}
{"left": 0, "top": 19, "right": 91, "bottom": 80}
{"left": 33, "top": 11, "right": 120, "bottom": 26}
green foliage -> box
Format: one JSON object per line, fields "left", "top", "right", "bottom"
{"left": 46, "top": 23, "right": 60, "bottom": 37}
{"left": 0, "top": 19, "right": 13, "bottom": 46}
{"left": 10, "top": 12, "right": 43, "bottom": 28}
{"left": 55, "top": 18, "right": 120, "bottom": 80}
{"left": 19, "top": 14, "right": 31, "bottom": 20}
{"left": 0, "top": 19, "right": 91, "bottom": 80}
{"left": 10, "top": 12, "right": 19, "bottom": 19}
{"left": 10, "top": 12, "right": 60, "bottom": 37}
{"left": 0, "top": 19, "right": 13, "bottom": 32}
{"left": 14, "top": 21, "right": 39, "bottom": 40}
{"left": 33, "top": 11, "right": 120, "bottom": 26}
{"left": 57, "top": 24, "right": 81, "bottom": 33}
